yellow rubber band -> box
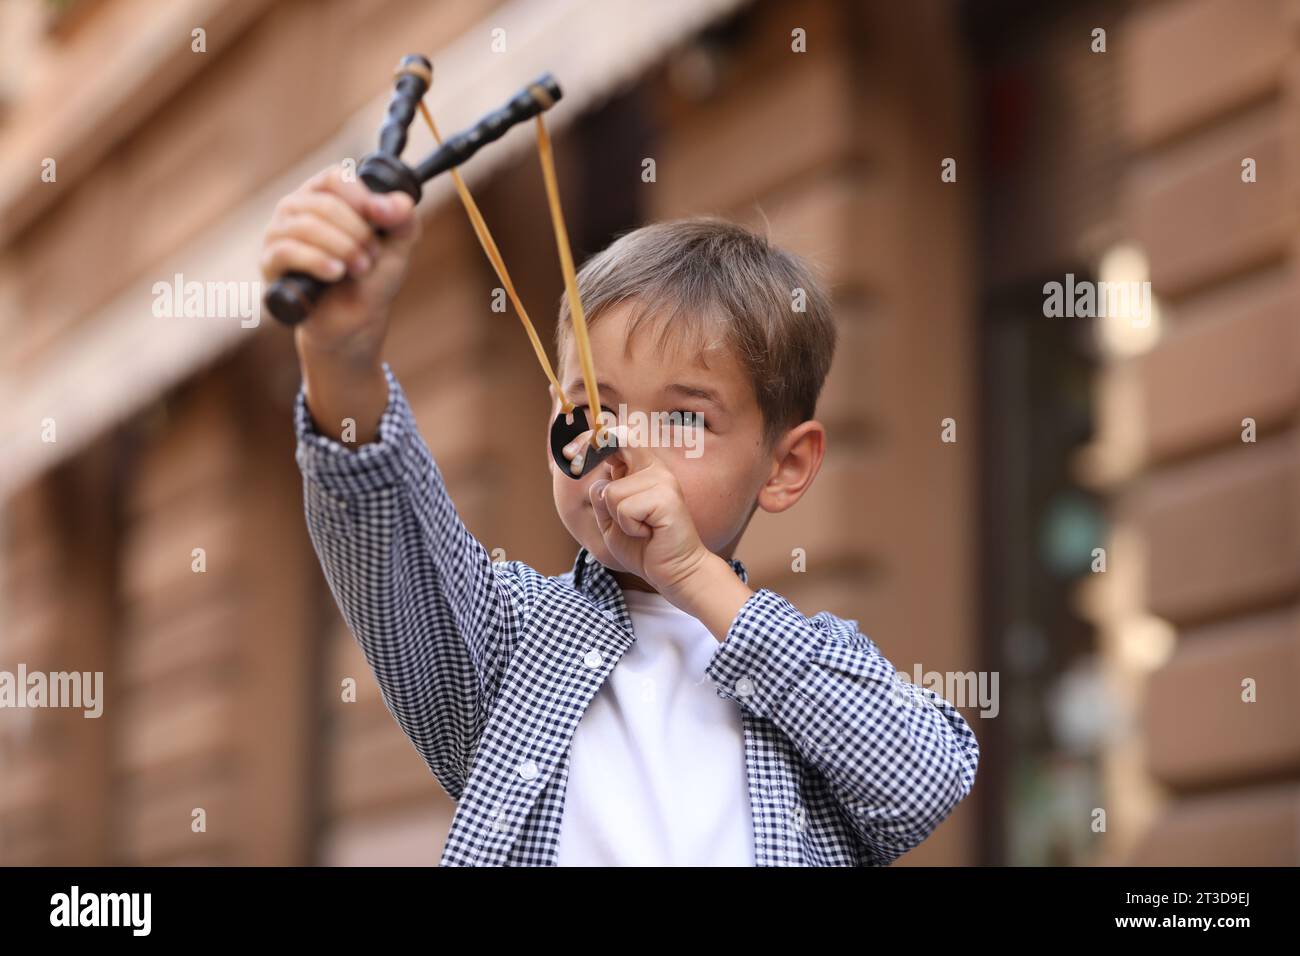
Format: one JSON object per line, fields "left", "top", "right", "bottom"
{"left": 415, "top": 99, "right": 576, "bottom": 417}
{"left": 533, "top": 115, "right": 604, "bottom": 446}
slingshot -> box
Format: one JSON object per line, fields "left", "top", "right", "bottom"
{"left": 263, "top": 54, "right": 619, "bottom": 479}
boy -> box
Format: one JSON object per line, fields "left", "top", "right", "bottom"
{"left": 261, "top": 166, "right": 979, "bottom": 866}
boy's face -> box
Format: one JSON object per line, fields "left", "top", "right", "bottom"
{"left": 548, "top": 301, "right": 775, "bottom": 587}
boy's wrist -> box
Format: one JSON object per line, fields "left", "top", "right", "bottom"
{"left": 669, "top": 551, "right": 754, "bottom": 643}
{"left": 296, "top": 333, "right": 388, "bottom": 445}
{"left": 294, "top": 324, "right": 384, "bottom": 376}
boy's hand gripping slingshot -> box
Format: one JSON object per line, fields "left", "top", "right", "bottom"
{"left": 263, "top": 54, "right": 619, "bottom": 479}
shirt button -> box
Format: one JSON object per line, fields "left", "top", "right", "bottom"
{"left": 585, "top": 552, "right": 596, "bottom": 565}
{"left": 583, "top": 649, "right": 603, "bottom": 668}
{"left": 517, "top": 759, "right": 539, "bottom": 780}
{"left": 734, "top": 677, "right": 755, "bottom": 698}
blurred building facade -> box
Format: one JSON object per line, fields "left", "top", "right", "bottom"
{"left": 1088, "top": 0, "right": 1300, "bottom": 865}
{"left": 0, "top": 0, "right": 1293, "bottom": 866}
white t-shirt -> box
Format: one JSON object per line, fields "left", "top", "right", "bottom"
{"left": 556, "top": 587, "right": 756, "bottom": 866}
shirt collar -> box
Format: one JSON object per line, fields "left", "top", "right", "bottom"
{"left": 569, "top": 545, "right": 748, "bottom": 598}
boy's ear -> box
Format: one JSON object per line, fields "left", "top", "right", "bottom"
{"left": 757, "top": 420, "right": 826, "bottom": 516}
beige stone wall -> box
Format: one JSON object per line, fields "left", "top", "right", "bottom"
{"left": 1104, "top": 0, "right": 1300, "bottom": 864}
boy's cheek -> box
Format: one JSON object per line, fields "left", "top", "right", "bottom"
{"left": 552, "top": 473, "right": 587, "bottom": 510}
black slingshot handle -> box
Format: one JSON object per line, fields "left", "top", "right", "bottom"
{"left": 265, "top": 55, "right": 431, "bottom": 326}
{"left": 264, "top": 60, "right": 563, "bottom": 326}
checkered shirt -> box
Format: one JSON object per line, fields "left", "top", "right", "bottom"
{"left": 294, "top": 365, "right": 980, "bottom": 866}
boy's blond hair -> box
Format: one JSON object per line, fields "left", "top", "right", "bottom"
{"left": 555, "top": 217, "right": 836, "bottom": 450}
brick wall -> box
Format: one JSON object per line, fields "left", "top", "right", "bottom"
{"left": 1118, "top": 0, "right": 1300, "bottom": 864}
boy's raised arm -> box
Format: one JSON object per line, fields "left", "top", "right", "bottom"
{"left": 294, "top": 361, "right": 536, "bottom": 799}
{"left": 261, "top": 164, "right": 536, "bottom": 798}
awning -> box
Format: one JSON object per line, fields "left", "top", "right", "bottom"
{"left": 0, "top": 0, "right": 750, "bottom": 498}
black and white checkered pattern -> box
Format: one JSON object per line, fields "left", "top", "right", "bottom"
{"left": 295, "top": 365, "right": 980, "bottom": 866}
